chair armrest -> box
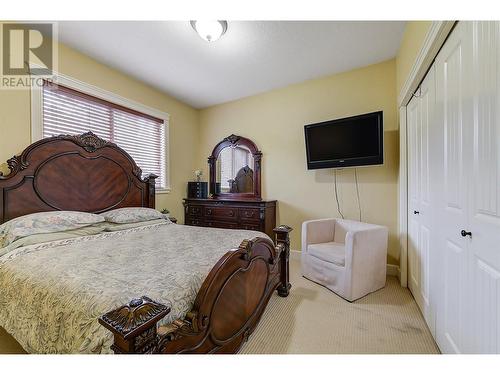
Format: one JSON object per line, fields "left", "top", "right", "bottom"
{"left": 301, "top": 218, "right": 336, "bottom": 252}
{"left": 342, "top": 225, "right": 388, "bottom": 301}
{"left": 344, "top": 226, "right": 388, "bottom": 266}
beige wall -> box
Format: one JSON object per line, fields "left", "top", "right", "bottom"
{"left": 0, "top": 27, "right": 415, "bottom": 266}
{"left": 396, "top": 21, "right": 433, "bottom": 96}
{"left": 198, "top": 60, "right": 400, "bottom": 265}
{"left": 0, "top": 41, "right": 199, "bottom": 221}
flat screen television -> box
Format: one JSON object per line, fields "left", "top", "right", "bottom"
{"left": 304, "top": 111, "right": 383, "bottom": 170}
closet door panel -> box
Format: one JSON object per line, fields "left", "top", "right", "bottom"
{"left": 407, "top": 67, "right": 435, "bottom": 334}
{"left": 473, "top": 261, "right": 500, "bottom": 353}
{"left": 434, "top": 21, "right": 472, "bottom": 354}
{"left": 418, "top": 69, "right": 434, "bottom": 331}
{"left": 470, "top": 21, "right": 500, "bottom": 353}
{"left": 443, "top": 47, "right": 466, "bottom": 212}
{"left": 407, "top": 95, "right": 421, "bottom": 295}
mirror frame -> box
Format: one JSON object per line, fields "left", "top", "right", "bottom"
{"left": 208, "top": 134, "right": 262, "bottom": 200}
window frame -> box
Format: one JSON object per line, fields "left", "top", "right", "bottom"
{"left": 30, "top": 64, "right": 171, "bottom": 193}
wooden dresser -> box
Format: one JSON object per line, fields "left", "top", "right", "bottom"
{"left": 183, "top": 198, "right": 276, "bottom": 238}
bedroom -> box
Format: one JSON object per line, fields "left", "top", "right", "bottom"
{"left": 0, "top": 0, "right": 499, "bottom": 372}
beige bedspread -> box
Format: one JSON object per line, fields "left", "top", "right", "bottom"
{"left": 0, "top": 222, "right": 267, "bottom": 353}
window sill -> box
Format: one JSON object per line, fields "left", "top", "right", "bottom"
{"left": 156, "top": 188, "right": 171, "bottom": 194}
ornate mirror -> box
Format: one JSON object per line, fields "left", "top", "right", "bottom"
{"left": 208, "top": 134, "right": 262, "bottom": 199}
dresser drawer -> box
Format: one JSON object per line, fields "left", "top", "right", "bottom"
{"left": 186, "top": 206, "right": 203, "bottom": 216}
{"left": 239, "top": 208, "right": 260, "bottom": 221}
{"left": 185, "top": 217, "right": 203, "bottom": 226}
{"left": 205, "top": 220, "right": 239, "bottom": 230}
{"left": 204, "top": 206, "right": 237, "bottom": 219}
{"left": 240, "top": 223, "right": 262, "bottom": 231}
{"left": 183, "top": 198, "right": 276, "bottom": 238}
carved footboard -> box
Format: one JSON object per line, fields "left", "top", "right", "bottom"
{"left": 99, "top": 225, "right": 292, "bottom": 354}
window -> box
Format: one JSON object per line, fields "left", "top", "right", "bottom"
{"left": 41, "top": 82, "right": 167, "bottom": 189}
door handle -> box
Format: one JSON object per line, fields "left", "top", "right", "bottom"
{"left": 461, "top": 230, "right": 472, "bottom": 238}
{"left": 414, "top": 210, "right": 420, "bottom": 215}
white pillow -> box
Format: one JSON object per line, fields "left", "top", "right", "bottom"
{"left": 0, "top": 211, "right": 105, "bottom": 249}
{"left": 102, "top": 207, "right": 164, "bottom": 224}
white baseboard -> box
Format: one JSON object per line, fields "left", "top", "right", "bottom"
{"left": 290, "top": 249, "right": 400, "bottom": 278}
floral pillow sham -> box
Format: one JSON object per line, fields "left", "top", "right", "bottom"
{"left": 0, "top": 211, "right": 104, "bottom": 249}
{"left": 102, "top": 207, "right": 164, "bottom": 224}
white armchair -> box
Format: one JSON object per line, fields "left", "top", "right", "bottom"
{"left": 301, "top": 218, "right": 388, "bottom": 301}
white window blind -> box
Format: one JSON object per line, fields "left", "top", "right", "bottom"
{"left": 42, "top": 83, "right": 166, "bottom": 189}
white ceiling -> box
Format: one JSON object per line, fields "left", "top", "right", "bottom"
{"left": 57, "top": 21, "right": 406, "bottom": 109}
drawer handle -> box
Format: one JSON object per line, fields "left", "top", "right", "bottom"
{"left": 228, "top": 211, "right": 234, "bottom": 217}
{"left": 245, "top": 211, "right": 255, "bottom": 217}
{"left": 207, "top": 209, "right": 212, "bottom": 215}
{"left": 413, "top": 210, "right": 419, "bottom": 215}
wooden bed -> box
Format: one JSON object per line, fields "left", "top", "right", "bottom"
{"left": 0, "top": 132, "right": 292, "bottom": 354}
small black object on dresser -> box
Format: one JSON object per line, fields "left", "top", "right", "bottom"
{"left": 187, "top": 181, "right": 208, "bottom": 199}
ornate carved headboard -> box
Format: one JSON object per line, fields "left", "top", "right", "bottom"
{"left": 0, "top": 132, "right": 157, "bottom": 224}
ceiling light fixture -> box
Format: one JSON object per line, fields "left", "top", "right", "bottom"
{"left": 190, "top": 20, "right": 228, "bottom": 42}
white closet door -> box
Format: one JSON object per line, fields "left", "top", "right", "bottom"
{"left": 434, "top": 21, "right": 473, "bottom": 354}
{"left": 407, "top": 93, "right": 421, "bottom": 301}
{"left": 409, "top": 21, "right": 500, "bottom": 353}
{"left": 407, "top": 69, "right": 436, "bottom": 334}
{"left": 417, "top": 67, "right": 435, "bottom": 334}
{"left": 469, "top": 21, "right": 500, "bottom": 353}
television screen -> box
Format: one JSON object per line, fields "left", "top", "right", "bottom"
{"left": 304, "top": 111, "right": 383, "bottom": 169}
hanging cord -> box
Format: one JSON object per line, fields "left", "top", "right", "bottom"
{"left": 354, "top": 168, "right": 362, "bottom": 221}
{"left": 334, "top": 169, "right": 345, "bottom": 219}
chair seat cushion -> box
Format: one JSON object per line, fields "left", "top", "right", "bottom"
{"left": 307, "top": 241, "right": 346, "bottom": 267}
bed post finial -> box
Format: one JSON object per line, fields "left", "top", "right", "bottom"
{"left": 273, "top": 225, "right": 293, "bottom": 297}
{"left": 99, "top": 296, "right": 170, "bottom": 354}
{"left": 143, "top": 174, "right": 158, "bottom": 209}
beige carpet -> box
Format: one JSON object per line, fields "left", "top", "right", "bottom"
{"left": 0, "top": 257, "right": 439, "bottom": 354}
{"left": 241, "top": 257, "right": 439, "bottom": 354}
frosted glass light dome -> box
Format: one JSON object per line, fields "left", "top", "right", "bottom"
{"left": 190, "top": 21, "right": 228, "bottom": 42}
